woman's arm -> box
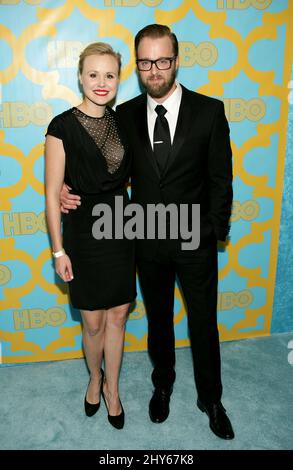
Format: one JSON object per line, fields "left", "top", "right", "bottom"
{"left": 45, "top": 135, "right": 73, "bottom": 282}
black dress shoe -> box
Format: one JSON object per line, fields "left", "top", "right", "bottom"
{"left": 84, "top": 369, "right": 104, "bottom": 417}
{"left": 149, "top": 388, "right": 172, "bottom": 423}
{"left": 101, "top": 388, "right": 125, "bottom": 430}
{"left": 197, "top": 399, "right": 234, "bottom": 440}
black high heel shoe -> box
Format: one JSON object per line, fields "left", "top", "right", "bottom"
{"left": 84, "top": 369, "right": 104, "bottom": 417}
{"left": 101, "top": 385, "right": 125, "bottom": 429}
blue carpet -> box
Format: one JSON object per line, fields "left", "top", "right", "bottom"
{"left": 0, "top": 332, "right": 292, "bottom": 450}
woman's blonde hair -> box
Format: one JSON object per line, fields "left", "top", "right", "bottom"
{"left": 78, "top": 42, "right": 122, "bottom": 75}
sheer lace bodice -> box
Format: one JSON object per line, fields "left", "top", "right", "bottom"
{"left": 72, "top": 107, "right": 124, "bottom": 174}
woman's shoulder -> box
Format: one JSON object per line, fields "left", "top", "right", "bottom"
{"left": 49, "top": 108, "right": 74, "bottom": 126}
{"left": 46, "top": 108, "right": 75, "bottom": 139}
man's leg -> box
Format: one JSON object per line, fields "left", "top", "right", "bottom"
{"left": 137, "top": 253, "right": 176, "bottom": 423}
{"left": 175, "top": 243, "right": 221, "bottom": 403}
{"left": 175, "top": 242, "right": 234, "bottom": 439}
{"left": 137, "top": 257, "right": 176, "bottom": 388}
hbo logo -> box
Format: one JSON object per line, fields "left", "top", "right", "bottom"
{"left": 0, "top": 102, "right": 52, "bottom": 128}
{"left": 231, "top": 200, "right": 260, "bottom": 222}
{"left": 179, "top": 42, "right": 218, "bottom": 68}
{"left": 218, "top": 290, "right": 253, "bottom": 311}
{"left": 0, "top": 265, "right": 11, "bottom": 286}
{"left": 13, "top": 308, "right": 67, "bottom": 330}
{"left": 3, "top": 212, "right": 47, "bottom": 236}
{"left": 223, "top": 98, "right": 266, "bottom": 122}
{"left": 217, "top": 0, "right": 271, "bottom": 8}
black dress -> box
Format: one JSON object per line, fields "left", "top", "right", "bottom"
{"left": 46, "top": 106, "right": 136, "bottom": 310}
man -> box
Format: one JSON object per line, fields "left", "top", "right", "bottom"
{"left": 61, "top": 24, "right": 234, "bottom": 439}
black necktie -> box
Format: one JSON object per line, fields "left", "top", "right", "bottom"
{"left": 153, "top": 105, "right": 171, "bottom": 174}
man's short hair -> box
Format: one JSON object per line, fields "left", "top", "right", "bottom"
{"left": 134, "top": 24, "right": 178, "bottom": 58}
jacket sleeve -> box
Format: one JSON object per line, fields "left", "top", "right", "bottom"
{"left": 207, "top": 100, "right": 233, "bottom": 241}
{"left": 45, "top": 115, "right": 63, "bottom": 140}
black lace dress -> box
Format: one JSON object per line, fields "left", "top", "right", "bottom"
{"left": 46, "top": 107, "right": 136, "bottom": 310}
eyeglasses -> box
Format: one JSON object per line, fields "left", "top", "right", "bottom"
{"left": 136, "top": 56, "right": 177, "bottom": 71}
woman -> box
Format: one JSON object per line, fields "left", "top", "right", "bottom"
{"left": 45, "top": 43, "right": 136, "bottom": 430}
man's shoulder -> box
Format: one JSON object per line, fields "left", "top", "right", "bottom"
{"left": 116, "top": 93, "right": 146, "bottom": 113}
{"left": 182, "top": 85, "right": 223, "bottom": 109}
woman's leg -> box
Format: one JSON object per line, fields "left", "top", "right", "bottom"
{"left": 103, "top": 303, "right": 130, "bottom": 415}
{"left": 81, "top": 309, "right": 107, "bottom": 404}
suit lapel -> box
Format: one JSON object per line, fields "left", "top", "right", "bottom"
{"left": 161, "top": 86, "right": 193, "bottom": 177}
{"left": 134, "top": 96, "right": 160, "bottom": 178}
{"left": 134, "top": 86, "right": 195, "bottom": 179}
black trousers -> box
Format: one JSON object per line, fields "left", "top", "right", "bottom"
{"left": 137, "top": 239, "right": 222, "bottom": 405}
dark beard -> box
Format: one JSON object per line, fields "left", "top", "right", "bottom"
{"left": 143, "top": 69, "right": 176, "bottom": 99}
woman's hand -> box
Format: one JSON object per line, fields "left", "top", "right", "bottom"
{"left": 55, "top": 255, "right": 74, "bottom": 282}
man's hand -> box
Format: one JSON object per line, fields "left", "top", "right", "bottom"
{"left": 60, "top": 183, "right": 81, "bottom": 214}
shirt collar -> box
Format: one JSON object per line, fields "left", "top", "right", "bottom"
{"left": 147, "top": 81, "right": 182, "bottom": 116}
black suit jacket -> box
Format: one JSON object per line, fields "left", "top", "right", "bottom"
{"left": 116, "top": 85, "right": 233, "bottom": 260}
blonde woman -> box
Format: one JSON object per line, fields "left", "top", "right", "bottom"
{"left": 45, "top": 43, "right": 136, "bottom": 429}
